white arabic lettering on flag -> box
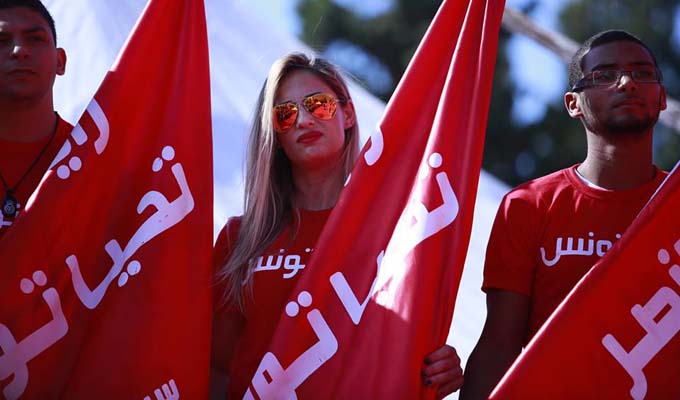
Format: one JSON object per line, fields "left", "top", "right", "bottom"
{"left": 492, "top": 165, "right": 680, "bottom": 399}
{"left": 0, "top": 0, "right": 213, "bottom": 398}
{"left": 244, "top": 0, "right": 506, "bottom": 397}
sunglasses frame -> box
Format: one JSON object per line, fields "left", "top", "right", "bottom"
{"left": 272, "top": 92, "right": 345, "bottom": 133}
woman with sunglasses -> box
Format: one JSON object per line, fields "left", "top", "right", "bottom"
{"left": 211, "top": 53, "right": 463, "bottom": 399}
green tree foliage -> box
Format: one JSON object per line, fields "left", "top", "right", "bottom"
{"left": 298, "top": 0, "right": 439, "bottom": 101}
{"left": 559, "top": 0, "right": 680, "bottom": 175}
{"left": 297, "top": 0, "right": 680, "bottom": 186}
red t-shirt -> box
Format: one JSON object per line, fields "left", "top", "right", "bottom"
{"left": 482, "top": 165, "right": 667, "bottom": 343}
{"left": 0, "top": 114, "right": 72, "bottom": 240}
{"left": 213, "top": 208, "right": 332, "bottom": 399}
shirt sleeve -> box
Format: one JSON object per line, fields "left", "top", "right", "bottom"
{"left": 482, "top": 190, "right": 541, "bottom": 296}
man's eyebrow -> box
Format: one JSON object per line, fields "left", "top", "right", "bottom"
{"left": 23, "top": 26, "right": 49, "bottom": 35}
{"left": 0, "top": 26, "right": 48, "bottom": 34}
{"left": 588, "top": 62, "right": 616, "bottom": 71}
{"left": 590, "top": 60, "right": 655, "bottom": 71}
{"left": 629, "top": 61, "right": 655, "bottom": 67}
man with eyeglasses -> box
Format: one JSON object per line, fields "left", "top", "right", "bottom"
{"left": 461, "top": 30, "right": 668, "bottom": 399}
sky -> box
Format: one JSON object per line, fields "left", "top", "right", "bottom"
{"left": 250, "top": 0, "right": 680, "bottom": 128}
{"left": 249, "top": 0, "right": 566, "bottom": 126}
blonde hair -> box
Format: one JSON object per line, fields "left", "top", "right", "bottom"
{"left": 217, "top": 53, "right": 360, "bottom": 310}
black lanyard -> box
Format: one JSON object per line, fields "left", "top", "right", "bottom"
{"left": 1, "top": 113, "right": 59, "bottom": 218}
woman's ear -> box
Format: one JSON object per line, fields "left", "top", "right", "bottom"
{"left": 342, "top": 99, "right": 357, "bottom": 130}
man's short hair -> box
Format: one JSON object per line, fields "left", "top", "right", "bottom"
{"left": 568, "top": 30, "right": 658, "bottom": 89}
{"left": 0, "top": 0, "right": 57, "bottom": 44}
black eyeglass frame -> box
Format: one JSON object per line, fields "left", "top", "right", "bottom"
{"left": 570, "top": 67, "right": 663, "bottom": 92}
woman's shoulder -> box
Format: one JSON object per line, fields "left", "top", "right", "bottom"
{"left": 224, "top": 216, "right": 243, "bottom": 236}
{"left": 214, "top": 216, "right": 243, "bottom": 264}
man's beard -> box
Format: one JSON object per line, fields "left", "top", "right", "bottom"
{"left": 602, "top": 113, "right": 657, "bottom": 135}
{"left": 583, "top": 108, "right": 658, "bottom": 136}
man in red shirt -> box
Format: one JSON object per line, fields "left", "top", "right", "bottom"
{"left": 461, "top": 30, "right": 668, "bottom": 399}
{"left": 0, "top": 0, "right": 71, "bottom": 240}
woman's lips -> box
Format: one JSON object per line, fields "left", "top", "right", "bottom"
{"left": 297, "top": 131, "right": 322, "bottom": 144}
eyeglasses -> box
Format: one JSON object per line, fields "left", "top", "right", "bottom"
{"left": 571, "top": 68, "right": 663, "bottom": 91}
{"left": 272, "top": 92, "right": 343, "bottom": 133}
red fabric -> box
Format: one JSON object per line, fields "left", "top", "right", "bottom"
{"left": 0, "top": 1, "right": 212, "bottom": 399}
{"left": 491, "top": 166, "right": 680, "bottom": 399}
{"left": 483, "top": 165, "right": 667, "bottom": 341}
{"left": 237, "top": 1, "right": 505, "bottom": 398}
{"left": 215, "top": 209, "right": 332, "bottom": 399}
{"left": 0, "top": 116, "right": 72, "bottom": 240}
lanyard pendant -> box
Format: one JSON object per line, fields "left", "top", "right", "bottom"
{"left": 2, "top": 192, "right": 19, "bottom": 218}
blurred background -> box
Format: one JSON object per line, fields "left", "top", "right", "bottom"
{"left": 255, "top": 0, "right": 680, "bottom": 186}
{"left": 43, "top": 1, "right": 679, "bottom": 398}
{"left": 247, "top": 3, "right": 680, "bottom": 397}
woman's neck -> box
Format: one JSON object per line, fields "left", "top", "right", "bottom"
{"left": 292, "top": 163, "right": 344, "bottom": 210}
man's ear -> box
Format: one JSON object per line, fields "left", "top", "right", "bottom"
{"left": 564, "top": 91, "right": 582, "bottom": 119}
{"left": 56, "top": 48, "right": 66, "bottom": 76}
{"left": 659, "top": 85, "right": 667, "bottom": 111}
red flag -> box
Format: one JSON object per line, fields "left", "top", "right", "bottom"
{"left": 491, "top": 165, "right": 680, "bottom": 400}
{"left": 241, "top": 0, "right": 504, "bottom": 398}
{"left": 0, "top": 0, "right": 212, "bottom": 399}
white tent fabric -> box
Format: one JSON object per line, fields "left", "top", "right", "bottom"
{"left": 43, "top": 0, "right": 509, "bottom": 395}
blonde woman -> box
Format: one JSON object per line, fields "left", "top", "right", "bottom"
{"left": 212, "top": 53, "right": 463, "bottom": 399}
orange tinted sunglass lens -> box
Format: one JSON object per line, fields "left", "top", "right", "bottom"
{"left": 303, "top": 93, "right": 337, "bottom": 120}
{"left": 273, "top": 102, "right": 298, "bottom": 132}
{"left": 273, "top": 94, "right": 339, "bottom": 133}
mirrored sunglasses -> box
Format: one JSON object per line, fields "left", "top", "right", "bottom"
{"left": 273, "top": 92, "right": 342, "bottom": 133}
